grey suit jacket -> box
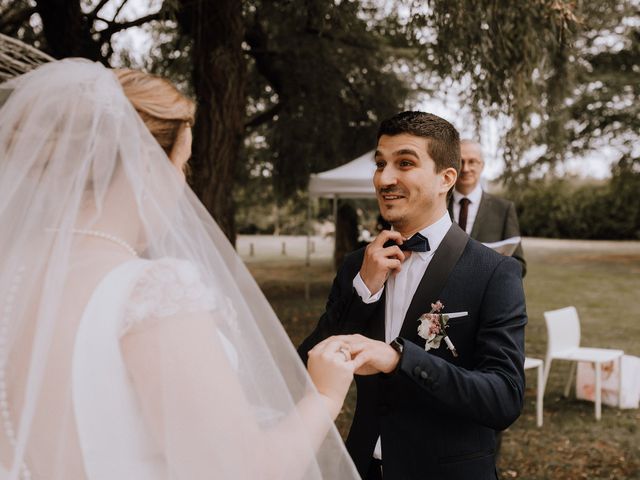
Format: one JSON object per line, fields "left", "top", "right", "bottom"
{"left": 449, "top": 191, "right": 526, "bottom": 276}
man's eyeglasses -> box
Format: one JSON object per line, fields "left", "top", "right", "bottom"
{"left": 461, "top": 159, "right": 483, "bottom": 168}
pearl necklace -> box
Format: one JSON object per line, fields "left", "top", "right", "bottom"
{"left": 45, "top": 228, "right": 139, "bottom": 257}
{"left": 69, "top": 229, "right": 139, "bottom": 257}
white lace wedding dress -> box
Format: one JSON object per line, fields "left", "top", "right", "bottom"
{"left": 72, "top": 257, "right": 223, "bottom": 479}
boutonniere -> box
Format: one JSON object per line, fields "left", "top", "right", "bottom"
{"left": 417, "top": 301, "right": 466, "bottom": 358}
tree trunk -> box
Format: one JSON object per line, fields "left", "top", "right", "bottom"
{"left": 35, "top": 0, "right": 102, "bottom": 61}
{"left": 179, "top": 0, "right": 246, "bottom": 245}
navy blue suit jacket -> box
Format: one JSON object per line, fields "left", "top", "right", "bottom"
{"left": 299, "top": 224, "right": 527, "bottom": 480}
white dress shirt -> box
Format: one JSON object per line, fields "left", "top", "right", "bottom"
{"left": 351, "top": 212, "right": 452, "bottom": 460}
{"left": 451, "top": 184, "right": 483, "bottom": 234}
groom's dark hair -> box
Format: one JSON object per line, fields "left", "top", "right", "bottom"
{"left": 377, "top": 111, "right": 460, "bottom": 173}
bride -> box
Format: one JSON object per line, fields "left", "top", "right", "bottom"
{"left": 0, "top": 59, "right": 362, "bottom": 479}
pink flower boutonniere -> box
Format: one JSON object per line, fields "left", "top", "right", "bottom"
{"left": 417, "top": 301, "right": 464, "bottom": 358}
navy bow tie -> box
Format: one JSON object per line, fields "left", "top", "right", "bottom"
{"left": 384, "top": 232, "right": 430, "bottom": 252}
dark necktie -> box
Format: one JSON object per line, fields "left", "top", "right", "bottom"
{"left": 458, "top": 198, "right": 471, "bottom": 232}
{"left": 383, "top": 232, "right": 430, "bottom": 252}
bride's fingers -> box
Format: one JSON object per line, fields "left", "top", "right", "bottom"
{"left": 350, "top": 351, "right": 371, "bottom": 371}
{"left": 310, "top": 338, "right": 351, "bottom": 359}
{"left": 311, "top": 336, "right": 343, "bottom": 352}
{"left": 344, "top": 341, "right": 367, "bottom": 354}
{"left": 320, "top": 336, "right": 364, "bottom": 352}
{"left": 315, "top": 335, "right": 348, "bottom": 350}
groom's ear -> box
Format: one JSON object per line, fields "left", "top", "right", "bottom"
{"left": 439, "top": 167, "right": 458, "bottom": 194}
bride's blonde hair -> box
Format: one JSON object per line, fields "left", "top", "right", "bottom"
{"left": 115, "top": 69, "right": 195, "bottom": 154}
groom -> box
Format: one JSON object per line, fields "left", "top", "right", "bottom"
{"left": 299, "top": 111, "right": 527, "bottom": 480}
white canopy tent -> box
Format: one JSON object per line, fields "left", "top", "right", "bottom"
{"left": 308, "top": 150, "right": 377, "bottom": 199}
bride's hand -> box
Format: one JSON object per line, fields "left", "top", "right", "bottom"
{"left": 307, "top": 337, "right": 362, "bottom": 419}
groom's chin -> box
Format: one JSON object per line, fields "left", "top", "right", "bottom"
{"left": 384, "top": 216, "right": 404, "bottom": 230}
{"left": 379, "top": 207, "right": 398, "bottom": 221}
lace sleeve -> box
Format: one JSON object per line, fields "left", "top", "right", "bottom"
{"left": 121, "top": 258, "right": 219, "bottom": 336}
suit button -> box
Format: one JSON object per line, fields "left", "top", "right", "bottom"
{"left": 413, "top": 366, "right": 422, "bottom": 377}
{"left": 420, "top": 371, "right": 428, "bottom": 380}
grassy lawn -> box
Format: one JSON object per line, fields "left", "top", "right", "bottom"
{"left": 244, "top": 237, "right": 640, "bottom": 480}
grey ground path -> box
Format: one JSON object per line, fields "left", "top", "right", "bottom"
{"left": 237, "top": 235, "right": 640, "bottom": 263}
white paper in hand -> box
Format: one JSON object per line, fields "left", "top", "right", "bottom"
{"left": 482, "top": 236, "right": 521, "bottom": 256}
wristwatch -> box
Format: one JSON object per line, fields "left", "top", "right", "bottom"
{"left": 390, "top": 337, "right": 404, "bottom": 356}
{"left": 389, "top": 338, "right": 404, "bottom": 374}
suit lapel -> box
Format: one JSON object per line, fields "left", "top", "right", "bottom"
{"left": 470, "top": 191, "right": 489, "bottom": 238}
{"left": 398, "top": 223, "right": 469, "bottom": 339}
{"left": 367, "top": 290, "right": 386, "bottom": 341}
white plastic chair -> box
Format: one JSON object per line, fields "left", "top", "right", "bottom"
{"left": 524, "top": 357, "right": 544, "bottom": 427}
{"left": 543, "top": 306, "right": 624, "bottom": 420}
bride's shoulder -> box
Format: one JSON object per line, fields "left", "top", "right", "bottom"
{"left": 133, "top": 257, "right": 208, "bottom": 290}
{"left": 121, "top": 258, "right": 219, "bottom": 335}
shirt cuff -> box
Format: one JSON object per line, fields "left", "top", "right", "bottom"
{"left": 353, "top": 273, "right": 384, "bottom": 304}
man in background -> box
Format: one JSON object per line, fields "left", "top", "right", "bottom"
{"left": 449, "top": 139, "right": 526, "bottom": 276}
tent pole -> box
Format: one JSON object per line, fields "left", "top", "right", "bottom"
{"left": 332, "top": 195, "right": 338, "bottom": 272}
{"left": 304, "top": 194, "right": 311, "bottom": 300}
{"left": 306, "top": 195, "right": 311, "bottom": 268}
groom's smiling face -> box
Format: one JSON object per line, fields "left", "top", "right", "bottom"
{"left": 374, "top": 133, "right": 453, "bottom": 235}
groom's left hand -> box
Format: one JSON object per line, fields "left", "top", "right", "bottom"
{"left": 337, "top": 334, "right": 400, "bottom": 375}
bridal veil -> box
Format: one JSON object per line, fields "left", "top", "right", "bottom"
{"left": 0, "top": 59, "right": 359, "bottom": 479}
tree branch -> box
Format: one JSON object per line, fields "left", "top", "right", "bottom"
{"left": 98, "top": 10, "right": 165, "bottom": 42}
{"left": 245, "top": 102, "right": 282, "bottom": 130}
{"left": 112, "top": 0, "right": 130, "bottom": 22}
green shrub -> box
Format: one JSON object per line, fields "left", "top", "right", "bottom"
{"left": 513, "top": 157, "right": 640, "bottom": 239}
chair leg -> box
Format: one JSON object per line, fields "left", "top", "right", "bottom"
{"left": 536, "top": 363, "right": 544, "bottom": 427}
{"left": 595, "top": 361, "right": 602, "bottom": 420}
{"left": 564, "top": 362, "right": 576, "bottom": 398}
{"left": 543, "top": 357, "right": 552, "bottom": 391}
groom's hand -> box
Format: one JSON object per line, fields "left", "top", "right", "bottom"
{"left": 360, "top": 230, "right": 408, "bottom": 294}
{"left": 338, "top": 334, "right": 401, "bottom": 375}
